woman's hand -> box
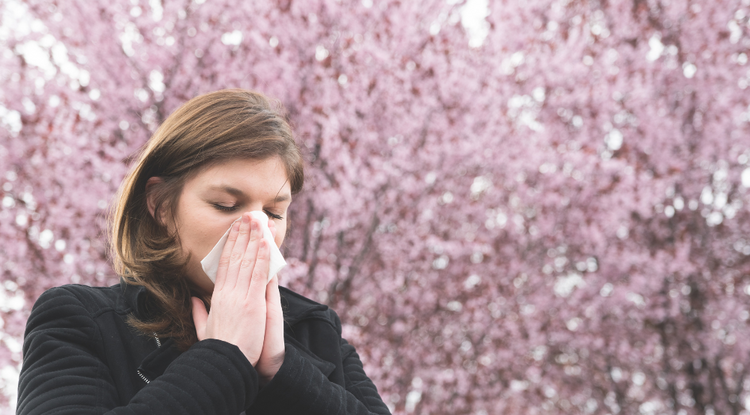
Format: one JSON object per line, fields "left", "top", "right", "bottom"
{"left": 191, "top": 213, "right": 271, "bottom": 366}
{"left": 191, "top": 212, "right": 285, "bottom": 383}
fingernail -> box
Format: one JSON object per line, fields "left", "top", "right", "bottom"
{"left": 242, "top": 214, "right": 250, "bottom": 223}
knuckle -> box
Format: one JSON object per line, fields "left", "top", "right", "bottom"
{"left": 257, "top": 246, "right": 269, "bottom": 260}
{"left": 252, "top": 268, "right": 266, "bottom": 281}
{"left": 230, "top": 251, "right": 242, "bottom": 262}
{"left": 250, "top": 226, "right": 261, "bottom": 241}
{"left": 241, "top": 258, "right": 255, "bottom": 269}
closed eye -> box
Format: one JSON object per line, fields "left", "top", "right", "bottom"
{"left": 212, "top": 203, "right": 238, "bottom": 213}
{"left": 265, "top": 210, "right": 283, "bottom": 220}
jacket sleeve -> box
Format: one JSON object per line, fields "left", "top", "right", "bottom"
{"left": 249, "top": 312, "right": 391, "bottom": 415}
{"left": 17, "top": 287, "right": 259, "bottom": 415}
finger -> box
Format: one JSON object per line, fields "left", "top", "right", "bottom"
{"left": 235, "top": 216, "right": 262, "bottom": 294}
{"left": 215, "top": 219, "right": 241, "bottom": 290}
{"left": 225, "top": 213, "right": 252, "bottom": 291}
{"left": 191, "top": 297, "right": 208, "bottom": 341}
{"left": 246, "top": 238, "right": 270, "bottom": 302}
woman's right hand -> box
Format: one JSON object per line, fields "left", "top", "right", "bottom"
{"left": 191, "top": 213, "right": 271, "bottom": 365}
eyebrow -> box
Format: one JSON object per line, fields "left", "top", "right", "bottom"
{"left": 208, "top": 185, "right": 291, "bottom": 203}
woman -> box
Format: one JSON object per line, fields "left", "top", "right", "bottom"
{"left": 17, "top": 89, "right": 391, "bottom": 415}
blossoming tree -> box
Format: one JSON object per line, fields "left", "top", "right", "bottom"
{"left": 1, "top": 0, "right": 749, "bottom": 413}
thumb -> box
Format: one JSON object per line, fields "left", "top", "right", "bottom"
{"left": 191, "top": 297, "right": 208, "bottom": 341}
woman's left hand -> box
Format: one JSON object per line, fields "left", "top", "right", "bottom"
{"left": 255, "top": 219, "right": 285, "bottom": 384}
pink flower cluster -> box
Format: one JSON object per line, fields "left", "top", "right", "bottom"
{"left": 1, "top": 0, "right": 749, "bottom": 413}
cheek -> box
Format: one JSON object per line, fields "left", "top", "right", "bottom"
{"left": 181, "top": 226, "right": 212, "bottom": 259}
{"left": 177, "top": 215, "right": 231, "bottom": 260}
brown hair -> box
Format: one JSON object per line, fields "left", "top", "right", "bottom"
{"left": 110, "top": 89, "right": 303, "bottom": 350}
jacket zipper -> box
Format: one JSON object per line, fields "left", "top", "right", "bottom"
{"left": 136, "top": 334, "right": 161, "bottom": 384}
{"left": 137, "top": 369, "right": 150, "bottom": 384}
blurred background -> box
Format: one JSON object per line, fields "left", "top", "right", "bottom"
{"left": 1, "top": 0, "right": 750, "bottom": 413}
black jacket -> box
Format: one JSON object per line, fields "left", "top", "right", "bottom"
{"left": 17, "top": 281, "right": 391, "bottom": 415}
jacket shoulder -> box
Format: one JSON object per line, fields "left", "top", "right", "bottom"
{"left": 31, "top": 284, "right": 128, "bottom": 318}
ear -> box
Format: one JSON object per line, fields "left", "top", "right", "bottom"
{"left": 145, "top": 176, "right": 164, "bottom": 220}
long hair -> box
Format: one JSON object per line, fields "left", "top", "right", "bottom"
{"left": 110, "top": 89, "right": 304, "bottom": 350}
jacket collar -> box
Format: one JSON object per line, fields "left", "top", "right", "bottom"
{"left": 119, "top": 279, "right": 150, "bottom": 319}
{"left": 278, "top": 287, "right": 336, "bottom": 377}
{"left": 278, "top": 286, "right": 330, "bottom": 326}
{"left": 137, "top": 338, "right": 181, "bottom": 381}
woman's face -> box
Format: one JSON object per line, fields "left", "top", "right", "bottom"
{"left": 166, "top": 156, "right": 292, "bottom": 293}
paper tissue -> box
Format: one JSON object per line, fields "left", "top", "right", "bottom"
{"left": 200, "top": 211, "right": 286, "bottom": 283}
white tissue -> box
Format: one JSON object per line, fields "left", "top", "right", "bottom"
{"left": 200, "top": 211, "right": 286, "bottom": 283}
